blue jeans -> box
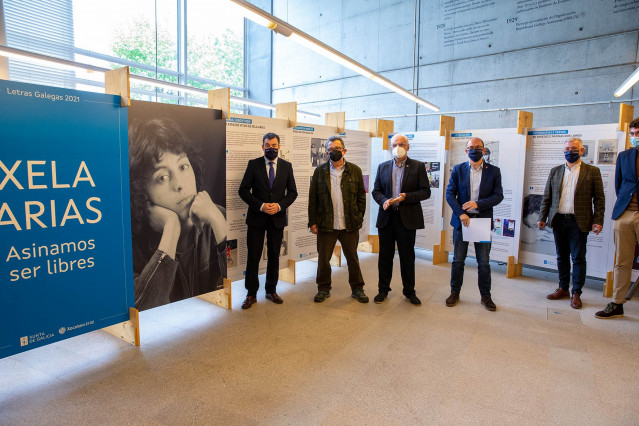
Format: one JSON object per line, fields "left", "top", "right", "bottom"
{"left": 552, "top": 214, "right": 588, "bottom": 295}
{"left": 450, "top": 226, "right": 492, "bottom": 296}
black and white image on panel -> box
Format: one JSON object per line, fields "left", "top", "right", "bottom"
{"left": 128, "top": 101, "right": 227, "bottom": 311}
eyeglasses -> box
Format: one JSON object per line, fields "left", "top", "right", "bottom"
{"left": 467, "top": 146, "right": 484, "bottom": 151}
{"left": 327, "top": 147, "right": 344, "bottom": 153}
{"left": 563, "top": 148, "right": 581, "bottom": 153}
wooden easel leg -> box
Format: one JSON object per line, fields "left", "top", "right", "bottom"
{"left": 102, "top": 307, "right": 140, "bottom": 346}
{"left": 506, "top": 256, "right": 523, "bottom": 278}
{"left": 197, "top": 278, "right": 232, "bottom": 310}
{"left": 357, "top": 235, "right": 379, "bottom": 253}
{"left": 603, "top": 270, "right": 614, "bottom": 298}
{"left": 330, "top": 246, "right": 342, "bottom": 267}
{"left": 432, "top": 230, "right": 449, "bottom": 264}
{"left": 279, "top": 259, "right": 296, "bottom": 284}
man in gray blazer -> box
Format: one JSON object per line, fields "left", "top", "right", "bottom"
{"left": 538, "top": 137, "right": 604, "bottom": 309}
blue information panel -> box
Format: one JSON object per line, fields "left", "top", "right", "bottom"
{"left": 0, "top": 80, "right": 134, "bottom": 359}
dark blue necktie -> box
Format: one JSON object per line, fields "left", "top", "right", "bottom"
{"left": 268, "top": 161, "right": 275, "bottom": 189}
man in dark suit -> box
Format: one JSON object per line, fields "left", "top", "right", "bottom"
{"left": 445, "top": 137, "right": 504, "bottom": 311}
{"left": 238, "top": 132, "right": 298, "bottom": 309}
{"left": 596, "top": 117, "right": 639, "bottom": 319}
{"left": 372, "top": 134, "right": 431, "bottom": 305}
{"left": 537, "top": 137, "right": 605, "bottom": 309}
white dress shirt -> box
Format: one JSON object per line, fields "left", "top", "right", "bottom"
{"left": 558, "top": 161, "right": 581, "bottom": 214}
{"left": 468, "top": 160, "right": 483, "bottom": 214}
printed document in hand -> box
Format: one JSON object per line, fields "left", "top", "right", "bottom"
{"left": 461, "top": 218, "right": 492, "bottom": 243}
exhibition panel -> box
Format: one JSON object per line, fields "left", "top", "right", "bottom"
{"left": 0, "top": 79, "right": 133, "bottom": 359}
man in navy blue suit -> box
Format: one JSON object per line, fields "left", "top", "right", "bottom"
{"left": 596, "top": 117, "right": 639, "bottom": 319}
{"left": 445, "top": 137, "right": 504, "bottom": 311}
{"left": 372, "top": 134, "right": 431, "bottom": 305}
{"left": 238, "top": 133, "right": 298, "bottom": 309}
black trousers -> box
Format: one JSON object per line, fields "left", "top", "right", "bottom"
{"left": 245, "top": 219, "right": 283, "bottom": 296}
{"left": 316, "top": 229, "right": 365, "bottom": 291}
{"left": 378, "top": 209, "right": 417, "bottom": 297}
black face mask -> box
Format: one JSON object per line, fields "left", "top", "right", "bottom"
{"left": 329, "top": 150, "right": 343, "bottom": 162}
{"left": 264, "top": 148, "right": 278, "bottom": 161}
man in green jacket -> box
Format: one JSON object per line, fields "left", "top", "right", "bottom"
{"left": 308, "top": 135, "right": 368, "bottom": 303}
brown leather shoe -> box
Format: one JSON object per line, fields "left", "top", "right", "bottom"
{"left": 571, "top": 293, "right": 582, "bottom": 309}
{"left": 481, "top": 295, "right": 496, "bottom": 311}
{"left": 241, "top": 295, "right": 257, "bottom": 309}
{"left": 547, "top": 288, "right": 570, "bottom": 300}
{"left": 265, "top": 293, "right": 283, "bottom": 304}
{"left": 446, "top": 291, "right": 460, "bottom": 307}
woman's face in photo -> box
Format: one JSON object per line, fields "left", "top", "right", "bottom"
{"left": 146, "top": 151, "right": 197, "bottom": 221}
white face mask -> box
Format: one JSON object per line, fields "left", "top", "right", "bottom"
{"left": 392, "top": 146, "right": 407, "bottom": 159}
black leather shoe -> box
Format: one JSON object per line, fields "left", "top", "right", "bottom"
{"left": 481, "top": 295, "right": 496, "bottom": 311}
{"left": 407, "top": 294, "right": 422, "bottom": 305}
{"left": 241, "top": 295, "right": 257, "bottom": 309}
{"left": 374, "top": 292, "right": 387, "bottom": 304}
{"left": 265, "top": 293, "right": 283, "bottom": 304}
{"left": 446, "top": 291, "right": 460, "bottom": 307}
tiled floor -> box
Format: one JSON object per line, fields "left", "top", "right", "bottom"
{"left": 1, "top": 251, "right": 638, "bottom": 425}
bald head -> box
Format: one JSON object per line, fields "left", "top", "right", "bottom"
{"left": 391, "top": 134, "right": 409, "bottom": 146}
{"left": 466, "top": 137, "right": 484, "bottom": 149}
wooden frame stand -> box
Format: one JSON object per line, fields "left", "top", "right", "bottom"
{"left": 325, "top": 111, "right": 346, "bottom": 133}
{"left": 279, "top": 259, "right": 297, "bottom": 284}
{"left": 358, "top": 119, "right": 394, "bottom": 149}
{"left": 102, "top": 307, "right": 140, "bottom": 346}
{"left": 104, "top": 67, "right": 131, "bottom": 107}
{"left": 198, "top": 278, "right": 233, "bottom": 310}
{"left": 358, "top": 235, "right": 379, "bottom": 253}
{"left": 432, "top": 231, "right": 448, "bottom": 265}
{"left": 208, "top": 87, "right": 230, "bottom": 119}
{"left": 276, "top": 101, "right": 297, "bottom": 127}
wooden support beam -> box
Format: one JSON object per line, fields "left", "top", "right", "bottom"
{"left": 517, "top": 110, "right": 533, "bottom": 134}
{"left": 619, "top": 103, "right": 635, "bottom": 149}
{"left": 357, "top": 235, "right": 379, "bottom": 253}
{"left": 358, "top": 119, "right": 394, "bottom": 149}
{"left": 276, "top": 101, "right": 297, "bottom": 127}
{"left": 102, "top": 307, "right": 140, "bottom": 346}
{"left": 506, "top": 255, "right": 523, "bottom": 278}
{"left": 432, "top": 231, "right": 449, "bottom": 265}
{"left": 325, "top": 112, "right": 346, "bottom": 133}
{"left": 603, "top": 271, "right": 614, "bottom": 298}
{"left": 439, "top": 115, "right": 455, "bottom": 137}
{"left": 104, "top": 66, "right": 130, "bottom": 107}
{"left": 279, "top": 259, "right": 296, "bottom": 284}
{"left": 197, "top": 278, "right": 232, "bottom": 310}
{"left": 379, "top": 119, "right": 394, "bottom": 150}
{"left": 208, "top": 87, "right": 230, "bottom": 119}
{"left": 330, "top": 246, "right": 342, "bottom": 267}
{"left": 439, "top": 115, "right": 454, "bottom": 150}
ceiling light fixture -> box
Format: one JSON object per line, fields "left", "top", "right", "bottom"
{"left": 614, "top": 67, "right": 639, "bottom": 97}
{"left": 227, "top": 0, "right": 439, "bottom": 112}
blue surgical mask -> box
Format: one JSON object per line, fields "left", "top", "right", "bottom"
{"left": 564, "top": 150, "right": 580, "bottom": 163}
{"left": 631, "top": 137, "right": 639, "bottom": 147}
{"left": 468, "top": 149, "right": 483, "bottom": 162}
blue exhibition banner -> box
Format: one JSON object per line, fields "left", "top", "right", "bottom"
{"left": 0, "top": 80, "right": 134, "bottom": 359}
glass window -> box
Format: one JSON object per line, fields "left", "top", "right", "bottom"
{"left": 3, "top": 0, "right": 245, "bottom": 106}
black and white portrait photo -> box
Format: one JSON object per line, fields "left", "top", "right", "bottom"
{"left": 128, "top": 101, "right": 227, "bottom": 311}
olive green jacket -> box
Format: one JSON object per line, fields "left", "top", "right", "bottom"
{"left": 308, "top": 160, "right": 366, "bottom": 233}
